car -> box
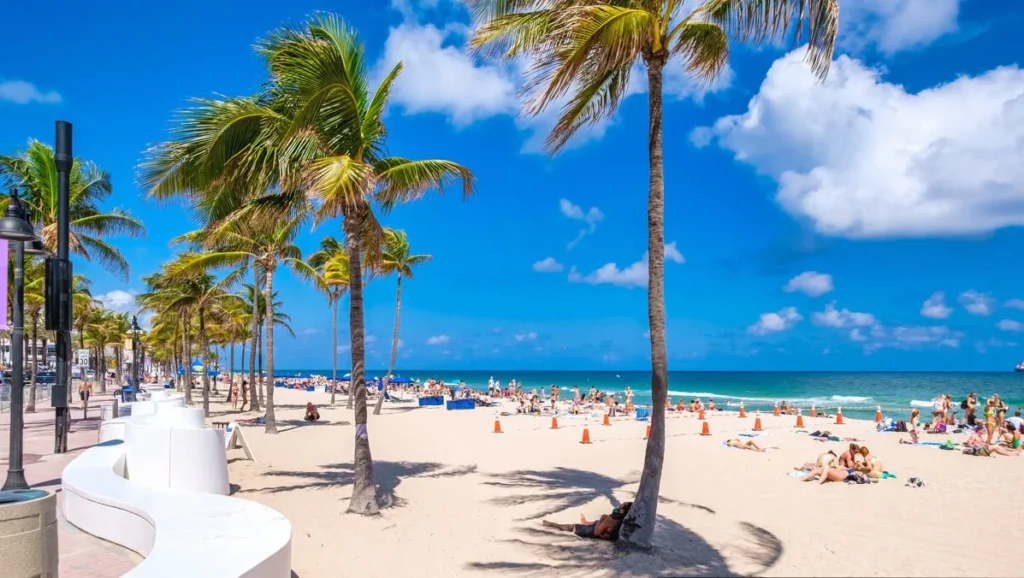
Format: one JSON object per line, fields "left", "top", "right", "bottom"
{"left": 86, "top": 370, "right": 96, "bottom": 380}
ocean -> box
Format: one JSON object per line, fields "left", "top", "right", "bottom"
{"left": 269, "top": 370, "right": 1024, "bottom": 421}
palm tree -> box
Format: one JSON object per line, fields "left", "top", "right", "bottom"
{"left": 238, "top": 282, "right": 295, "bottom": 407}
{"left": 468, "top": 0, "right": 839, "bottom": 548}
{"left": 372, "top": 229, "right": 429, "bottom": 416}
{"left": 23, "top": 259, "right": 45, "bottom": 413}
{"left": 308, "top": 236, "right": 350, "bottom": 406}
{"left": 172, "top": 218, "right": 314, "bottom": 432}
{"left": 0, "top": 140, "right": 146, "bottom": 279}
{"left": 139, "top": 13, "right": 474, "bottom": 515}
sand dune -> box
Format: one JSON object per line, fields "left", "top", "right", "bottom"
{"left": 217, "top": 388, "right": 1022, "bottom": 577}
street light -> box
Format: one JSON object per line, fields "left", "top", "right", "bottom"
{"left": 1, "top": 188, "right": 40, "bottom": 491}
{"left": 130, "top": 315, "right": 141, "bottom": 402}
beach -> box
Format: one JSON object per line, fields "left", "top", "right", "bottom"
{"left": 217, "top": 387, "right": 1023, "bottom": 577}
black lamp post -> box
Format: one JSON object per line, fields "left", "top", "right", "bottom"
{"left": 48, "top": 121, "right": 73, "bottom": 454}
{"left": 1, "top": 188, "right": 41, "bottom": 491}
{"left": 130, "top": 316, "right": 141, "bottom": 402}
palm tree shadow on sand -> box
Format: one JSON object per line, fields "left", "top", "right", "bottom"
{"left": 473, "top": 467, "right": 783, "bottom": 577}
{"left": 240, "top": 461, "right": 476, "bottom": 509}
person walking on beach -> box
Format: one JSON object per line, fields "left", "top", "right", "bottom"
{"left": 231, "top": 381, "right": 240, "bottom": 410}
{"left": 572, "top": 385, "right": 580, "bottom": 404}
{"left": 962, "top": 392, "right": 978, "bottom": 426}
{"left": 240, "top": 379, "right": 249, "bottom": 412}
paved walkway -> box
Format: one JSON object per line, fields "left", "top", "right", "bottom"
{"left": 0, "top": 390, "right": 142, "bottom": 577}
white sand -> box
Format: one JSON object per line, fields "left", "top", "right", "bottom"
{"left": 216, "top": 388, "right": 1023, "bottom": 577}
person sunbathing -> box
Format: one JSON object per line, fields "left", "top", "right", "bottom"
{"left": 801, "top": 464, "right": 868, "bottom": 484}
{"left": 838, "top": 443, "right": 862, "bottom": 468}
{"left": 304, "top": 402, "right": 320, "bottom": 422}
{"left": 726, "top": 438, "right": 765, "bottom": 452}
{"left": 541, "top": 503, "right": 632, "bottom": 541}
{"left": 858, "top": 447, "right": 884, "bottom": 479}
{"left": 798, "top": 450, "right": 838, "bottom": 471}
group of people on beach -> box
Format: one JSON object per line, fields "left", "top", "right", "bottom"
{"left": 898, "top": 392, "right": 1021, "bottom": 456}
{"left": 798, "top": 443, "right": 885, "bottom": 484}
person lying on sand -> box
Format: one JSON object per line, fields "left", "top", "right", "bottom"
{"left": 798, "top": 450, "right": 838, "bottom": 471}
{"left": 541, "top": 503, "right": 632, "bottom": 541}
{"left": 801, "top": 465, "right": 869, "bottom": 485}
{"left": 986, "top": 422, "right": 1023, "bottom": 456}
{"left": 304, "top": 402, "right": 320, "bottom": 422}
{"left": 726, "top": 438, "right": 765, "bottom": 452}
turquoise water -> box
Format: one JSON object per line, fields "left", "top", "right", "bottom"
{"left": 272, "top": 370, "right": 1024, "bottom": 421}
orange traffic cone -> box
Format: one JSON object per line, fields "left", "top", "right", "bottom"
{"left": 644, "top": 424, "right": 651, "bottom": 440}
{"left": 753, "top": 413, "right": 763, "bottom": 431}
{"left": 875, "top": 406, "right": 882, "bottom": 423}
{"left": 551, "top": 416, "right": 559, "bottom": 429}
{"left": 581, "top": 426, "right": 592, "bottom": 444}
{"left": 700, "top": 421, "right": 711, "bottom": 436}
{"left": 796, "top": 410, "right": 805, "bottom": 428}
{"left": 836, "top": 407, "right": 845, "bottom": 425}
{"left": 493, "top": 418, "right": 503, "bottom": 434}
{"left": 810, "top": 404, "right": 817, "bottom": 418}
{"left": 773, "top": 402, "right": 780, "bottom": 417}
{"left": 699, "top": 409, "right": 706, "bottom": 420}
{"left": 738, "top": 402, "right": 747, "bottom": 418}
{"left": 603, "top": 414, "right": 611, "bottom": 426}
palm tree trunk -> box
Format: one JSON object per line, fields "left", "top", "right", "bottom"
{"left": 230, "top": 341, "right": 235, "bottom": 401}
{"left": 257, "top": 327, "right": 264, "bottom": 407}
{"left": 346, "top": 218, "right": 378, "bottom": 515}
{"left": 249, "top": 265, "right": 260, "bottom": 413}
{"left": 619, "top": 57, "right": 667, "bottom": 550}
{"left": 183, "top": 311, "right": 193, "bottom": 406}
{"left": 331, "top": 295, "right": 338, "bottom": 405}
{"left": 27, "top": 315, "right": 38, "bottom": 413}
{"left": 199, "top": 306, "right": 211, "bottom": 417}
{"left": 374, "top": 275, "right": 403, "bottom": 416}
{"left": 263, "top": 265, "right": 277, "bottom": 434}
{"left": 116, "top": 346, "right": 123, "bottom": 385}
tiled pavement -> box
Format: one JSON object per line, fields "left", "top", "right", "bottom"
{"left": 0, "top": 391, "right": 142, "bottom": 577}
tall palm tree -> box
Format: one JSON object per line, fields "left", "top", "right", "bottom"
{"left": 308, "top": 236, "right": 350, "bottom": 406}
{"left": 468, "top": 0, "right": 839, "bottom": 547}
{"left": 372, "top": 229, "right": 429, "bottom": 415}
{"left": 23, "top": 259, "right": 45, "bottom": 413}
{"left": 239, "top": 283, "right": 295, "bottom": 407}
{"left": 0, "top": 140, "right": 146, "bottom": 278}
{"left": 173, "top": 218, "right": 313, "bottom": 432}
{"left": 139, "top": 13, "right": 474, "bottom": 515}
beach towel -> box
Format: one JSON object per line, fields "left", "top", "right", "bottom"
{"left": 788, "top": 470, "right": 810, "bottom": 477}
{"left": 739, "top": 432, "right": 769, "bottom": 438}
{"left": 880, "top": 472, "right": 897, "bottom": 480}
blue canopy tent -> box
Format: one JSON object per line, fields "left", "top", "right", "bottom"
{"left": 389, "top": 376, "right": 413, "bottom": 384}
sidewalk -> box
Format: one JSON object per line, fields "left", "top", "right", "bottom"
{"left": 0, "top": 391, "right": 142, "bottom": 577}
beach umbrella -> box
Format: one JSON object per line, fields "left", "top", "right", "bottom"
{"left": 389, "top": 376, "right": 413, "bottom": 384}
{"left": 342, "top": 373, "right": 351, "bottom": 380}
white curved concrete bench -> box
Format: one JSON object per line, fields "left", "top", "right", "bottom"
{"left": 63, "top": 440, "right": 292, "bottom": 577}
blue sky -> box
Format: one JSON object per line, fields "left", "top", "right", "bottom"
{"left": 3, "top": 0, "right": 1023, "bottom": 371}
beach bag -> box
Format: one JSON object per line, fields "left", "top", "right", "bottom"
{"left": 895, "top": 420, "right": 907, "bottom": 432}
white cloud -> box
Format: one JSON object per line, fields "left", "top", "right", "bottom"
{"left": 840, "top": 0, "right": 962, "bottom": 54}
{"left": 532, "top": 257, "right": 564, "bottom": 273}
{"left": 559, "top": 199, "right": 604, "bottom": 249}
{"left": 379, "top": 23, "right": 517, "bottom": 126}
{"left": 1004, "top": 299, "right": 1024, "bottom": 310}
{"left": 426, "top": 334, "right": 450, "bottom": 345}
{"left": 694, "top": 49, "right": 1024, "bottom": 239}
{"left": 866, "top": 325, "right": 962, "bottom": 352}
{"left": 299, "top": 328, "right": 320, "bottom": 336}
{"left": 748, "top": 307, "right": 802, "bottom": 335}
{"left": 959, "top": 290, "right": 994, "bottom": 316}
{"left": 849, "top": 328, "right": 867, "bottom": 342}
{"left": 96, "top": 289, "right": 138, "bottom": 313}
{"left": 997, "top": 319, "right": 1024, "bottom": 332}
{"left": 920, "top": 292, "right": 953, "bottom": 319}
{"left": 568, "top": 243, "right": 684, "bottom": 288}
{"left": 783, "top": 271, "right": 833, "bottom": 297}
{"left": 0, "top": 80, "right": 62, "bottom": 104}
{"left": 365, "top": 334, "right": 378, "bottom": 344}
{"left": 514, "top": 331, "right": 537, "bottom": 342}
{"left": 812, "top": 302, "right": 876, "bottom": 328}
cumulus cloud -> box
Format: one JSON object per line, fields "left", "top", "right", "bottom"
{"left": 864, "top": 324, "right": 962, "bottom": 353}
{"left": 997, "top": 319, "right": 1024, "bottom": 332}
{"left": 840, "top": 0, "right": 962, "bottom": 54}
{"left": 532, "top": 257, "right": 564, "bottom": 273}
{"left": 515, "top": 331, "right": 537, "bottom": 342}
{"left": 568, "top": 242, "right": 684, "bottom": 288}
{"left": 921, "top": 292, "right": 953, "bottom": 319}
{"left": 95, "top": 289, "right": 138, "bottom": 314}
{"left": 783, "top": 271, "right": 833, "bottom": 297}
{"left": 426, "top": 334, "right": 450, "bottom": 345}
{"left": 748, "top": 307, "right": 803, "bottom": 335}
{"left": 694, "top": 49, "right": 1024, "bottom": 239}
{"left": 0, "top": 80, "right": 62, "bottom": 104}
{"left": 959, "top": 290, "right": 994, "bottom": 316}
{"left": 812, "top": 302, "right": 876, "bottom": 328}
{"left": 849, "top": 328, "right": 867, "bottom": 342}
{"left": 560, "top": 199, "right": 605, "bottom": 249}
{"left": 1004, "top": 298, "right": 1024, "bottom": 310}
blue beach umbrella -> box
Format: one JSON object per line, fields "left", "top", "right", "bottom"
{"left": 389, "top": 376, "right": 413, "bottom": 384}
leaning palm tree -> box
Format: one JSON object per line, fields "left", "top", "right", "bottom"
{"left": 372, "top": 229, "right": 429, "bottom": 415}
{"left": 469, "top": 0, "right": 839, "bottom": 548}
{"left": 0, "top": 140, "right": 146, "bottom": 279}
{"left": 308, "top": 236, "right": 350, "bottom": 406}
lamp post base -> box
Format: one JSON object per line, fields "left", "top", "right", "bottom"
{"left": 2, "top": 469, "right": 29, "bottom": 492}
